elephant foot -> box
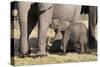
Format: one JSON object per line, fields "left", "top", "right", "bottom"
{"left": 28, "top": 51, "right": 47, "bottom": 58}
{"left": 59, "top": 53, "right": 66, "bottom": 56}
{"left": 60, "top": 51, "right": 66, "bottom": 56}
{"left": 18, "top": 50, "right": 31, "bottom": 58}
{"left": 85, "top": 48, "right": 92, "bottom": 54}
{"left": 29, "top": 54, "right": 47, "bottom": 58}
{"left": 62, "top": 53, "right": 66, "bottom": 56}
{"left": 36, "top": 51, "right": 47, "bottom": 57}
{"left": 33, "top": 54, "right": 47, "bottom": 58}
{"left": 19, "top": 54, "right": 28, "bottom": 58}
{"left": 78, "top": 52, "right": 85, "bottom": 54}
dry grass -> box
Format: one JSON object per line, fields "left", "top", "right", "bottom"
{"left": 12, "top": 53, "right": 97, "bottom": 66}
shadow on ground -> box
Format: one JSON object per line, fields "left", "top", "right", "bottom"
{"left": 11, "top": 37, "right": 97, "bottom": 57}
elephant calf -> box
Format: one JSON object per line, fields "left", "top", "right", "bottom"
{"left": 50, "top": 20, "right": 88, "bottom": 54}
{"left": 62, "top": 23, "right": 88, "bottom": 54}
{"left": 50, "top": 19, "right": 70, "bottom": 41}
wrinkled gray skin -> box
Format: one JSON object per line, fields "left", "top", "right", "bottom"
{"left": 50, "top": 19, "right": 70, "bottom": 41}
{"left": 50, "top": 20, "right": 88, "bottom": 54}
{"left": 18, "top": 2, "right": 81, "bottom": 57}
{"left": 50, "top": 19, "right": 70, "bottom": 32}
{"left": 62, "top": 23, "right": 88, "bottom": 54}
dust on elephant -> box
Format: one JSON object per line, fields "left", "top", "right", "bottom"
{"left": 17, "top": 1, "right": 81, "bottom": 57}
{"left": 62, "top": 23, "right": 88, "bottom": 54}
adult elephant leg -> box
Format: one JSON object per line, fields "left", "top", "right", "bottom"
{"left": 18, "top": 2, "right": 31, "bottom": 57}
{"left": 27, "top": 4, "right": 38, "bottom": 37}
{"left": 89, "top": 6, "right": 97, "bottom": 49}
{"left": 38, "top": 7, "right": 53, "bottom": 56}
{"left": 89, "top": 6, "right": 97, "bottom": 37}
{"left": 27, "top": 4, "right": 38, "bottom": 54}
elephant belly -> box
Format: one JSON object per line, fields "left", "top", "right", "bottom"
{"left": 52, "top": 4, "right": 78, "bottom": 22}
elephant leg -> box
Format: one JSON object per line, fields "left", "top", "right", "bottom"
{"left": 80, "top": 42, "right": 84, "bottom": 53}
{"left": 84, "top": 42, "right": 89, "bottom": 53}
{"left": 74, "top": 43, "right": 81, "bottom": 53}
{"left": 18, "top": 2, "right": 31, "bottom": 57}
{"left": 27, "top": 4, "right": 39, "bottom": 37}
{"left": 37, "top": 7, "right": 53, "bottom": 55}
{"left": 88, "top": 6, "right": 97, "bottom": 49}
{"left": 62, "top": 31, "right": 69, "bottom": 55}
{"left": 27, "top": 6, "right": 38, "bottom": 54}
{"left": 79, "top": 35, "right": 85, "bottom": 53}
{"left": 89, "top": 6, "right": 97, "bottom": 38}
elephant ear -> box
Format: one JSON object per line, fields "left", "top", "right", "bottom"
{"left": 34, "top": 3, "right": 53, "bottom": 11}
{"left": 57, "top": 21, "right": 70, "bottom": 31}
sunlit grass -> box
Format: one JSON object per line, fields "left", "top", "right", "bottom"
{"left": 12, "top": 53, "right": 97, "bottom": 66}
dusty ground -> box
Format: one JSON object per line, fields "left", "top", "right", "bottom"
{"left": 11, "top": 14, "right": 97, "bottom": 66}
{"left": 12, "top": 53, "right": 97, "bottom": 66}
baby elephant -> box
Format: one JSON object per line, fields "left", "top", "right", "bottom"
{"left": 62, "top": 23, "right": 88, "bottom": 54}
{"left": 50, "top": 19, "right": 70, "bottom": 40}
{"left": 50, "top": 19, "right": 88, "bottom": 54}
